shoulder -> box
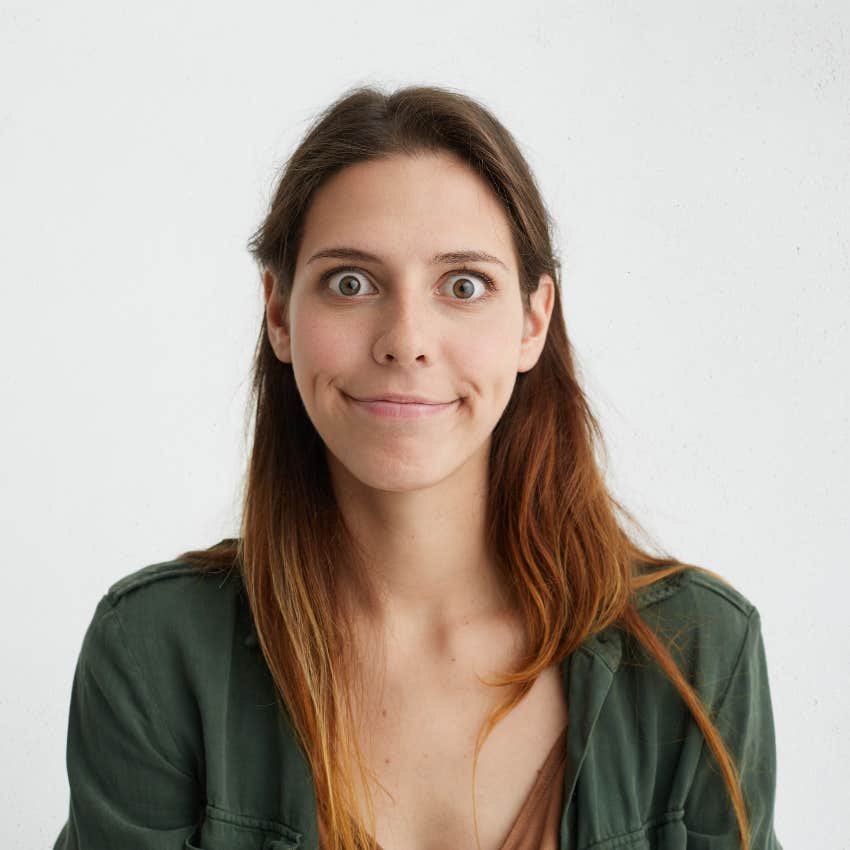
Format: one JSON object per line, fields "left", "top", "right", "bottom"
{"left": 620, "top": 563, "right": 766, "bottom": 707}
{"left": 633, "top": 562, "right": 758, "bottom": 644}
{"left": 83, "top": 542, "right": 251, "bottom": 679}
{"left": 69, "top": 543, "right": 250, "bottom": 780}
{"left": 104, "top": 547, "right": 244, "bottom": 618}
{"left": 634, "top": 562, "right": 756, "bottom": 619}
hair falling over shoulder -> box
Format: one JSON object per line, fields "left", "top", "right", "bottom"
{"left": 177, "top": 85, "right": 752, "bottom": 850}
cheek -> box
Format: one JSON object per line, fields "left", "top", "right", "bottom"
{"left": 291, "top": 311, "right": 354, "bottom": 374}
{"left": 453, "top": 324, "right": 522, "bottom": 399}
{"left": 288, "top": 311, "right": 359, "bottom": 412}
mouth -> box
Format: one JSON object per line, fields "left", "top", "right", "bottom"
{"left": 342, "top": 392, "right": 460, "bottom": 420}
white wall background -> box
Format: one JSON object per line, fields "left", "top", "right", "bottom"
{"left": 1, "top": 1, "right": 847, "bottom": 847}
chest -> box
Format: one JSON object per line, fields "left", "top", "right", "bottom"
{"left": 347, "top": 661, "right": 569, "bottom": 850}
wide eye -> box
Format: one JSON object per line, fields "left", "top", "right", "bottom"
{"left": 324, "top": 269, "right": 376, "bottom": 297}
{"left": 322, "top": 266, "right": 494, "bottom": 301}
{"left": 442, "top": 271, "right": 493, "bottom": 301}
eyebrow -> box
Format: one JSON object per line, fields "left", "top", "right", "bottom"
{"left": 305, "top": 246, "right": 509, "bottom": 271}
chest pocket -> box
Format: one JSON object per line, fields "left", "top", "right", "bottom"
{"left": 185, "top": 804, "right": 302, "bottom": 850}
{"left": 578, "top": 810, "right": 750, "bottom": 849}
{"left": 579, "top": 810, "right": 688, "bottom": 849}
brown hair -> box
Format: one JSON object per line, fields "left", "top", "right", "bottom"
{"left": 178, "top": 84, "right": 750, "bottom": 849}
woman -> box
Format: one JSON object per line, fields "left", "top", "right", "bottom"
{"left": 53, "top": 85, "right": 782, "bottom": 850}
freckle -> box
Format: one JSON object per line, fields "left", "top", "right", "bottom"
{"left": 451, "top": 657, "right": 456, "bottom": 662}
{"left": 381, "top": 708, "right": 387, "bottom": 717}
{"left": 384, "top": 757, "right": 390, "bottom": 764}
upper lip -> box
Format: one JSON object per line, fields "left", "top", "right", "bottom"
{"left": 348, "top": 392, "right": 456, "bottom": 405}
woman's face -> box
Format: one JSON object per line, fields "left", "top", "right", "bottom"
{"left": 264, "top": 151, "right": 554, "bottom": 493}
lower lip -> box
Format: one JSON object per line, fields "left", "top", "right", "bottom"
{"left": 344, "top": 394, "right": 460, "bottom": 419}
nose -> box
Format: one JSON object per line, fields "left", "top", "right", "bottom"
{"left": 371, "top": 291, "right": 433, "bottom": 366}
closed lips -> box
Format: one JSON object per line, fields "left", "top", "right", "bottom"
{"left": 349, "top": 393, "right": 455, "bottom": 404}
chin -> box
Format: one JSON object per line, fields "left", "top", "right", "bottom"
{"left": 332, "top": 450, "right": 452, "bottom": 494}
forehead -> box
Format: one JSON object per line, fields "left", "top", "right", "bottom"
{"left": 295, "top": 152, "right": 517, "bottom": 274}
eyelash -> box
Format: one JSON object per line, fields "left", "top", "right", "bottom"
{"left": 319, "top": 265, "right": 497, "bottom": 303}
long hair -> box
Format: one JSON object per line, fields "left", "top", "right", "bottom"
{"left": 178, "top": 84, "right": 751, "bottom": 850}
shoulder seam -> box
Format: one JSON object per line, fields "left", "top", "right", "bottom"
{"left": 708, "top": 606, "right": 760, "bottom": 714}
{"left": 106, "top": 560, "right": 203, "bottom": 603}
{"left": 683, "top": 571, "right": 755, "bottom": 617}
{"left": 635, "top": 567, "right": 754, "bottom": 619}
{"left": 634, "top": 569, "right": 689, "bottom": 610}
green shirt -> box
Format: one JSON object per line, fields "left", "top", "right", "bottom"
{"left": 53, "top": 548, "right": 783, "bottom": 849}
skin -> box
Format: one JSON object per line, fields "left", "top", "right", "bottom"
{"left": 263, "top": 150, "right": 554, "bottom": 648}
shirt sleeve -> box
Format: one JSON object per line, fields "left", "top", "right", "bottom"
{"left": 683, "top": 606, "right": 783, "bottom": 849}
{"left": 53, "top": 595, "right": 202, "bottom": 850}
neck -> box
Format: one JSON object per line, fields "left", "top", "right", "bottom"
{"left": 327, "top": 448, "right": 514, "bottom": 640}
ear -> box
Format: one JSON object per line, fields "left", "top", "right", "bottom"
{"left": 262, "top": 269, "right": 292, "bottom": 363}
{"left": 517, "top": 273, "right": 555, "bottom": 374}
